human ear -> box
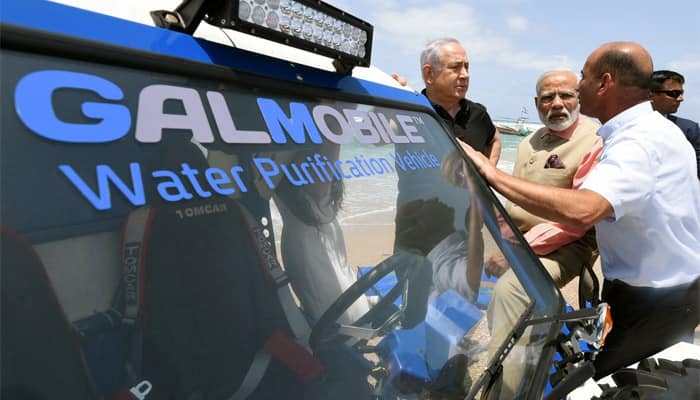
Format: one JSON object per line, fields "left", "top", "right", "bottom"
{"left": 422, "top": 65, "right": 433, "bottom": 84}
{"left": 598, "top": 72, "right": 612, "bottom": 94}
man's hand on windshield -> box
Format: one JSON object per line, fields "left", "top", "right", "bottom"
{"left": 460, "top": 142, "right": 487, "bottom": 171}
{"left": 459, "top": 142, "right": 499, "bottom": 184}
{"left": 485, "top": 253, "right": 510, "bottom": 278}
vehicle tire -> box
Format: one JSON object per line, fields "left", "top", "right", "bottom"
{"left": 594, "top": 357, "right": 700, "bottom": 399}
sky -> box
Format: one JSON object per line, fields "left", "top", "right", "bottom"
{"left": 50, "top": 0, "right": 700, "bottom": 122}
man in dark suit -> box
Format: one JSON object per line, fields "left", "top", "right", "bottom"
{"left": 650, "top": 70, "right": 700, "bottom": 180}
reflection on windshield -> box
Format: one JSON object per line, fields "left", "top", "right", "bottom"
{"left": 1, "top": 49, "right": 563, "bottom": 400}
{"left": 263, "top": 101, "right": 564, "bottom": 397}
{"left": 270, "top": 142, "right": 371, "bottom": 324}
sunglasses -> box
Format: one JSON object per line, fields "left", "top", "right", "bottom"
{"left": 654, "top": 89, "right": 684, "bottom": 99}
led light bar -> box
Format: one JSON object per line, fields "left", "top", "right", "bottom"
{"left": 205, "top": 0, "right": 373, "bottom": 72}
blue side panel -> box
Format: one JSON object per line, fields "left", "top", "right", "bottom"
{"left": 424, "top": 290, "right": 483, "bottom": 373}
{"left": 477, "top": 269, "right": 498, "bottom": 309}
{"left": 378, "top": 322, "right": 431, "bottom": 386}
{"left": 377, "top": 290, "right": 483, "bottom": 390}
{"left": 358, "top": 266, "right": 401, "bottom": 306}
{"left": 1, "top": 1, "right": 432, "bottom": 109}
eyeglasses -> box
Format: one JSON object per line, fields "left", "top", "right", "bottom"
{"left": 653, "top": 89, "right": 684, "bottom": 99}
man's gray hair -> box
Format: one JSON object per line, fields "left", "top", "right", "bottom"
{"left": 535, "top": 69, "right": 579, "bottom": 95}
{"left": 421, "top": 38, "right": 461, "bottom": 72}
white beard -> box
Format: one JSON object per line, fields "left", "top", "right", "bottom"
{"left": 540, "top": 105, "right": 580, "bottom": 132}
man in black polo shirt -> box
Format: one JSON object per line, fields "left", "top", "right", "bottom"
{"left": 420, "top": 37, "right": 500, "bottom": 163}
{"left": 390, "top": 38, "right": 498, "bottom": 326}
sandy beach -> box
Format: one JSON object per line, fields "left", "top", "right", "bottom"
{"left": 342, "top": 213, "right": 396, "bottom": 268}
{"left": 342, "top": 219, "right": 700, "bottom": 348}
{"left": 341, "top": 206, "right": 506, "bottom": 268}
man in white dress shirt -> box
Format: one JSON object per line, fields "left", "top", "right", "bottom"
{"left": 462, "top": 41, "right": 700, "bottom": 379}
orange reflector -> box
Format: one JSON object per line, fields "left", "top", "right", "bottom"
{"left": 597, "top": 303, "right": 613, "bottom": 347}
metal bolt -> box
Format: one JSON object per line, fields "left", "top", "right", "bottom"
{"left": 164, "top": 13, "right": 179, "bottom": 24}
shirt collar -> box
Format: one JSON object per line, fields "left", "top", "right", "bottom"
{"left": 544, "top": 115, "right": 581, "bottom": 140}
{"left": 421, "top": 89, "right": 468, "bottom": 118}
{"left": 597, "top": 101, "right": 654, "bottom": 140}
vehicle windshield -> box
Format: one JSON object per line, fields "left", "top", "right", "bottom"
{"left": 1, "top": 26, "right": 563, "bottom": 400}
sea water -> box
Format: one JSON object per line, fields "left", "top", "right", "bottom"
{"left": 497, "top": 133, "right": 523, "bottom": 176}
{"left": 337, "top": 134, "right": 525, "bottom": 226}
{"left": 269, "top": 133, "right": 527, "bottom": 237}
{"left": 493, "top": 133, "right": 526, "bottom": 205}
{"left": 338, "top": 143, "right": 398, "bottom": 227}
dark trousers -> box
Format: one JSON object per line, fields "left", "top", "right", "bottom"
{"left": 592, "top": 278, "right": 700, "bottom": 379}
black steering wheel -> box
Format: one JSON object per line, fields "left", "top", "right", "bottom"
{"left": 309, "top": 252, "right": 425, "bottom": 351}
